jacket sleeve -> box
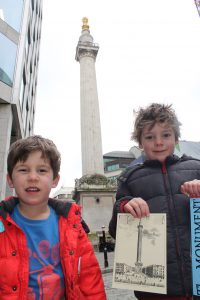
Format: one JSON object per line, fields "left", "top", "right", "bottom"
{"left": 109, "top": 164, "right": 145, "bottom": 238}
{"left": 61, "top": 204, "right": 106, "bottom": 300}
{"left": 108, "top": 177, "right": 133, "bottom": 239}
{"left": 77, "top": 228, "right": 107, "bottom": 300}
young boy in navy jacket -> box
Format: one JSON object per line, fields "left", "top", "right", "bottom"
{"left": 109, "top": 103, "right": 200, "bottom": 300}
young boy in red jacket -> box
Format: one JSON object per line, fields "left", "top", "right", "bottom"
{"left": 0, "top": 135, "right": 106, "bottom": 300}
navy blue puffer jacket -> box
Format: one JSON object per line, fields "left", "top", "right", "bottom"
{"left": 109, "top": 155, "right": 200, "bottom": 298}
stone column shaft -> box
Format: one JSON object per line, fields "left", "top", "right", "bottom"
{"left": 76, "top": 20, "right": 104, "bottom": 176}
{"left": 79, "top": 54, "right": 104, "bottom": 175}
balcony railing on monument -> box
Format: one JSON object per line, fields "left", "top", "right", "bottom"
{"left": 77, "top": 41, "right": 99, "bottom": 48}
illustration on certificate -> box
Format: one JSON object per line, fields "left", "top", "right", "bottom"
{"left": 112, "top": 213, "right": 167, "bottom": 294}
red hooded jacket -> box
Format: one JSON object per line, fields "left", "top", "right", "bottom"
{"left": 0, "top": 197, "right": 106, "bottom": 300}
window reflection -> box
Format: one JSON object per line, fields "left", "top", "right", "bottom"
{"left": 0, "top": 33, "right": 17, "bottom": 86}
{"left": 0, "top": 0, "right": 23, "bottom": 32}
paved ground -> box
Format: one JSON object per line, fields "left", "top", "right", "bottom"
{"left": 95, "top": 251, "right": 137, "bottom": 300}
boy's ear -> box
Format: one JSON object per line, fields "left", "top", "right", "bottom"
{"left": 138, "top": 143, "right": 143, "bottom": 150}
{"left": 7, "top": 174, "right": 14, "bottom": 188}
{"left": 52, "top": 175, "right": 60, "bottom": 188}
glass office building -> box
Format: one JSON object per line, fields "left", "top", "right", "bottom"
{"left": 0, "top": 0, "right": 43, "bottom": 199}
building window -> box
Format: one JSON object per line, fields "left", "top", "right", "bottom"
{"left": 121, "top": 163, "right": 130, "bottom": 168}
{"left": 107, "top": 164, "right": 119, "bottom": 171}
{"left": 25, "top": 26, "right": 31, "bottom": 59}
{"left": 31, "top": 0, "right": 35, "bottom": 11}
{"left": 19, "top": 68, "right": 27, "bottom": 109}
{"left": 23, "top": 99, "right": 29, "bottom": 133}
{"left": 0, "top": 33, "right": 17, "bottom": 86}
{"left": 0, "top": 0, "right": 23, "bottom": 32}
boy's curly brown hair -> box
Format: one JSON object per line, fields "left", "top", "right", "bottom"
{"left": 132, "top": 103, "right": 181, "bottom": 145}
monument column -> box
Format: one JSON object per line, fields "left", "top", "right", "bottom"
{"left": 135, "top": 220, "right": 143, "bottom": 272}
{"left": 74, "top": 18, "right": 116, "bottom": 233}
{"left": 75, "top": 17, "right": 104, "bottom": 176}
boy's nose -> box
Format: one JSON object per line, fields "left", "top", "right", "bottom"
{"left": 155, "top": 137, "right": 163, "bottom": 145}
{"left": 28, "top": 171, "right": 39, "bottom": 180}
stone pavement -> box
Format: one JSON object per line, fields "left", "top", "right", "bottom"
{"left": 95, "top": 251, "right": 137, "bottom": 300}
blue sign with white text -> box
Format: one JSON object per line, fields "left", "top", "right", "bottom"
{"left": 190, "top": 198, "right": 200, "bottom": 296}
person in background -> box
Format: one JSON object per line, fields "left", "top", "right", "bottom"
{"left": 109, "top": 103, "right": 200, "bottom": 300}
{"left": 0, "top": 135, "right": 106, "bottom": 300}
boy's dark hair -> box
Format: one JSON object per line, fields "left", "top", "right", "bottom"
{"left": 132, "top": 103, "right": 181, "bottom": 144}
{"left": 7, "top": 135, "right": 61, "bottom": 179}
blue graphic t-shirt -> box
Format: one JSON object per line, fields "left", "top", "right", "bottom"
{"left": 11, "top": 205, "right": 65, "bottom": 300}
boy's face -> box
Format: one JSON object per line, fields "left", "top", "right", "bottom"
{"left": 140, "top": 122, "right": 177, "bottom": 163}
{"left": 7, "top": 151, "right": 60, "bottom": 207}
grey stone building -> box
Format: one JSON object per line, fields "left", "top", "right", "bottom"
{"left": 0, "top": 0, "right": 43, "bottom": 199}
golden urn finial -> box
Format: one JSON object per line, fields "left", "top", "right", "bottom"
{"left": 82, "top": 17, "right": 89, "bottom": 31}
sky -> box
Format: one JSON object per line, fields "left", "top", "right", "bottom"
{"left": 34, "top": 0, "right": 200, "bottom": 190}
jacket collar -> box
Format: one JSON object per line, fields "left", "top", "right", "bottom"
{"left": 118, "top": 154, "right": 184, "bottom": 184}
{"left": 0, "top": 197, "right": 72, "bottom": 219}
{"left": 144, "top": 154, "right": 181, "bottom": 167}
